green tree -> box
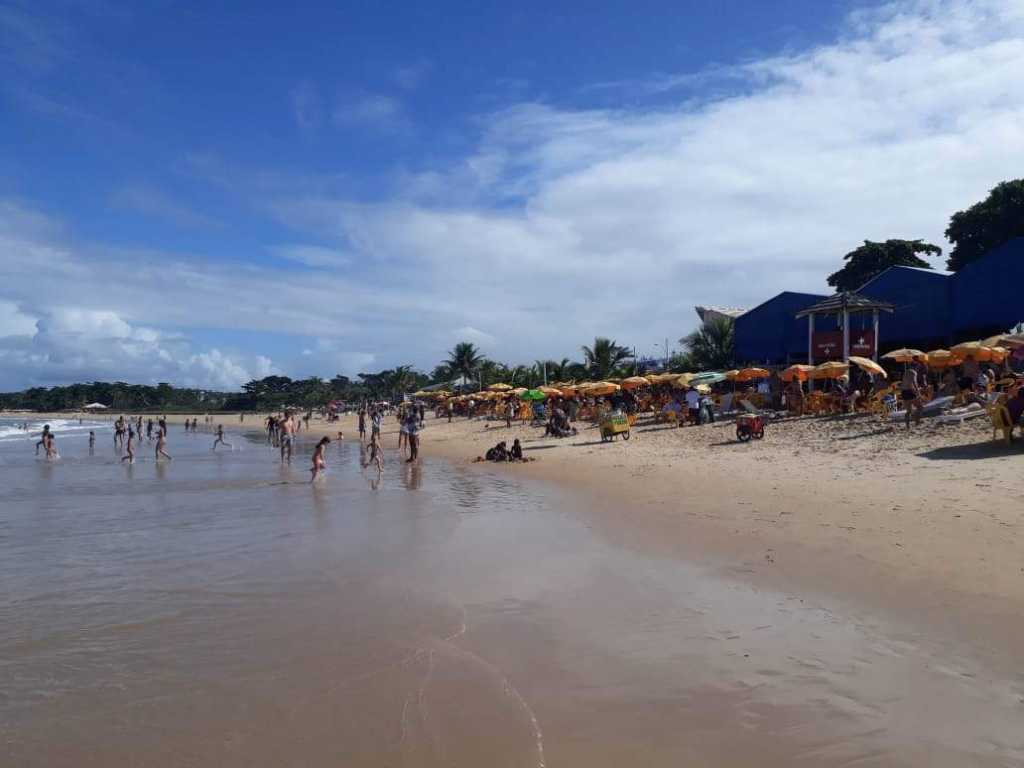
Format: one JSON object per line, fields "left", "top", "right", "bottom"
{"left": 827, "top": 239, "right": 941, "bottom": 291}
{"left": 945, "top": 179, "right": 1024, "bottom": 271}
{"left": 445, "top": 342, "right": 485, "bottom": 385}
{"left": 581, "top": 337, "right": 632, "bottom": 380}
{"left": 680, "top": 316, "right": 735, "bottom": 370}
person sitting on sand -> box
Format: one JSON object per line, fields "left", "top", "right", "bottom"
{"left": 310, "top": 436, "right": 330, "bottom": 482}
{"left": 485, "top": 441, "right": 509, "bottom": 462}
{"left": 509, "top": 438, "right": 524, "bottom": 461}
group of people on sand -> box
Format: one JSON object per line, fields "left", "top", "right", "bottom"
{"left": 476, "top": 438, "right": 531, "bottom": 463}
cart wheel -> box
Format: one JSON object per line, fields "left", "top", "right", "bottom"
{"left": 623, "top": 431, "right": 630, "bottom": 440}
{"left": 753, "top": 428, "right": 765, "bottom": 440}
{"left": 736, "top": 427, "right": 751, "bottom": 442}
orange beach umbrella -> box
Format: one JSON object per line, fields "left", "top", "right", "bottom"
{"left": 847, "top": 356, "right": 886, "bottom": 378}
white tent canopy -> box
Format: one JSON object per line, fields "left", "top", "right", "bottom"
{"left": 82, "top": 402, "right": 109, "bottom": 410}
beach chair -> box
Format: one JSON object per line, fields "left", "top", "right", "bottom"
{"left": 988, "top": 403, "right": 1014, "bottom": 445}
{"left": 879, "top": 394, "right": 900, "bottom": 421}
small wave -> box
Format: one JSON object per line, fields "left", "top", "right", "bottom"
{"left": 0, "top": 419, "right": 109, "bottom": 442}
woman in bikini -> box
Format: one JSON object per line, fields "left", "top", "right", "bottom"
{"left": 310, "top": 436, "right": 330, "bottom": 482}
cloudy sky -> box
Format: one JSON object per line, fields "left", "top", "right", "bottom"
{"left": 2, "top": 0, "right": 1023, "bottom": 390}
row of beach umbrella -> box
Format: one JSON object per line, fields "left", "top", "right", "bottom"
{"left": 412, "top": 337, "right": 1023, "bottom": 398}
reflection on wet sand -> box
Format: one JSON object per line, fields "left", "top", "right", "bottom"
{"left": 1, "top": 427, "right": 1021, "bottom": 766}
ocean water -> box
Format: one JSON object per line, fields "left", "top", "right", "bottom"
{"left": 1, "top": 417, "right": 1021, "bottom": 766}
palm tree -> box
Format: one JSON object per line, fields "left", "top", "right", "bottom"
{"left": 446, "top": 342, "right": 485, "bottom": 386}
{"left": 680, "top": 317, "right": 735, "bottom": 370}
{"left": 581, "top": 337, "right": 632, "bottom": 380}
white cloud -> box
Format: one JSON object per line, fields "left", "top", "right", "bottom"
{"left": 111, "top": 185, "right": 221, "bottom": 230}
{"left": 289, "top": 80, "right": 322, "bottom": 132}
{"left": 272, "top": 0, "right": 1024, "bottom": 366}
{"left": 3, "top": 0, "right": 1024, "bottom": 387}
{"left": 271, "top": 243, "right": 351, "bottom": 268}
{"left": 333, "top": 93, "right": 409, "bottom": 133}
{"left": 0, "top": 300, "right": 37, "bottom": 337}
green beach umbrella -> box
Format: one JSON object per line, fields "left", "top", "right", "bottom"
{"left": 689, "top": 371, "right": 727, "bottom": 386}
{"left": 520, "top": 389, "right": 546, "bottom": 401}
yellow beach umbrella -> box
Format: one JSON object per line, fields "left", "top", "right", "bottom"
{"left": 511, "top": 387, "right": 528, "bottom": 395}
{"left": 950, "top": 341, "right": 994, "bottom": 362}
{"left": 620, "top": 376, "right": 650, "bottom": 390}
{"left": 585, "top": 382, "right": 620, "bottom": 396}
{"left": 881, "top": 348, "right": 927, "bottom": 364}
{"left": 734, "top": 367, "right": 770, "bottom": 382}
{"left": 847, "top": 356, "right": 887, "bottom": 378}
{"left": 780, "top": 364, "right": 815, "bottom": 382}
{"left": 672, "top": 372, "right": 697, "bottom": 388}
{"left": 724, "top": 370, "right": 740, "bottom": 381}
{"left": 537, "top": 385, "right": 563, "bottom": 397}
{"left": 925, "top": 349, "right": 961, "bottom": 369}
{"left": 990, "top": 346, "right": 1010, "bottom": 363}
{"left": 487, "top": 383, "right": 512, "bottom": 392}
{"left": 810, "top": 361, "right": 850, "bottom": 380}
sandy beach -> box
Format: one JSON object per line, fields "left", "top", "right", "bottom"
{"left": 297, "top": 406, "right": 1024, "bottom": 652}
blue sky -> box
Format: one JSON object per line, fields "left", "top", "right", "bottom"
{"left": 2, "top": 0, "right": 1023, "bottom": 389}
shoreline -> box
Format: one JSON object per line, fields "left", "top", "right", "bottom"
{"left": 22, "top": 407, "right": 1024, "bottom": 658}
{"left": 322, "top": 408, "right": 1024, "bottom": 661}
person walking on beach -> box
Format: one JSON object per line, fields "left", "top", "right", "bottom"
{"left": 279, "top": 411, "right": 295, "bottom": 462}
{"left": 368, "top": 431, "right": 384, "bottom": 473}
{"left": 357, "top": 408, "right": 366, "bottom": 441}
{"left": 406, "top": 412, "right": 420, "bottom": 463}
{"left": 371, "top": 408, "right": 382, "bottom": 442}
{"left": 43, "top": 430, "right": 58, "bottom": 460}
{"left": 121, "top": 426, "right": 136, "bottom": 464}
{"left": 310, "top": 436, "right": 330, "bottom": 482}
{"left": 212, "top": 424, "right": 232, "bottom": 451}
{"left": 146, "top": 419, "right": 154, "bottom": 441}
{"left": 505, "top": 398, "right": 514, "bottom": 428}
{"left": 35, "top": 424, "right": 51, "bottom": 455}
{"left": 446, "top": 398, "right": 454, "bottom": 423}
{"left": 900, "top": 366, "right": 922, "bottom": 428}
{"left": 155, "top": 428, "right": 172, "bottom": 461}
{"left": 88, "top": 430, "right": 95, "bottom": 452}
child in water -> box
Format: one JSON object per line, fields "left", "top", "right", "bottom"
{"left": 310, "top": 436, "right": 330, "bottom": 482}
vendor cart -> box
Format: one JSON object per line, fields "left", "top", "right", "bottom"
{"left": 600, "top": 410, "right": 631, "bottom": 442}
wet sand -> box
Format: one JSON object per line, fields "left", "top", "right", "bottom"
{"left": 4, "top": 414, "right": 1023, "bottom": 765}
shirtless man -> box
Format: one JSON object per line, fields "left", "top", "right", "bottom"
{"left": 146, "top": 419, "right": 154, "bottom": 441}
{"left": 279, "top": 411, "right": 296, "bottom": 462}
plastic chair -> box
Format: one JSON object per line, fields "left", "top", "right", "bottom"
{"left": 989, "top": 404, "right": 1014, "bottom": 446}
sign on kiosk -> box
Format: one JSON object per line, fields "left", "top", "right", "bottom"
{"left": 812, "top": 330, "right": 875, "bottom": 362}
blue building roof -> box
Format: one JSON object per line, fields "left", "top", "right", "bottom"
{"left": 857, "top": 265, "right": 953, "bottom": 350}
{"left": 734, "top": 291, "right": 827, "bottom": 365}
{"left": 951, "top": 237, "right": 1024, "bottom": 339}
